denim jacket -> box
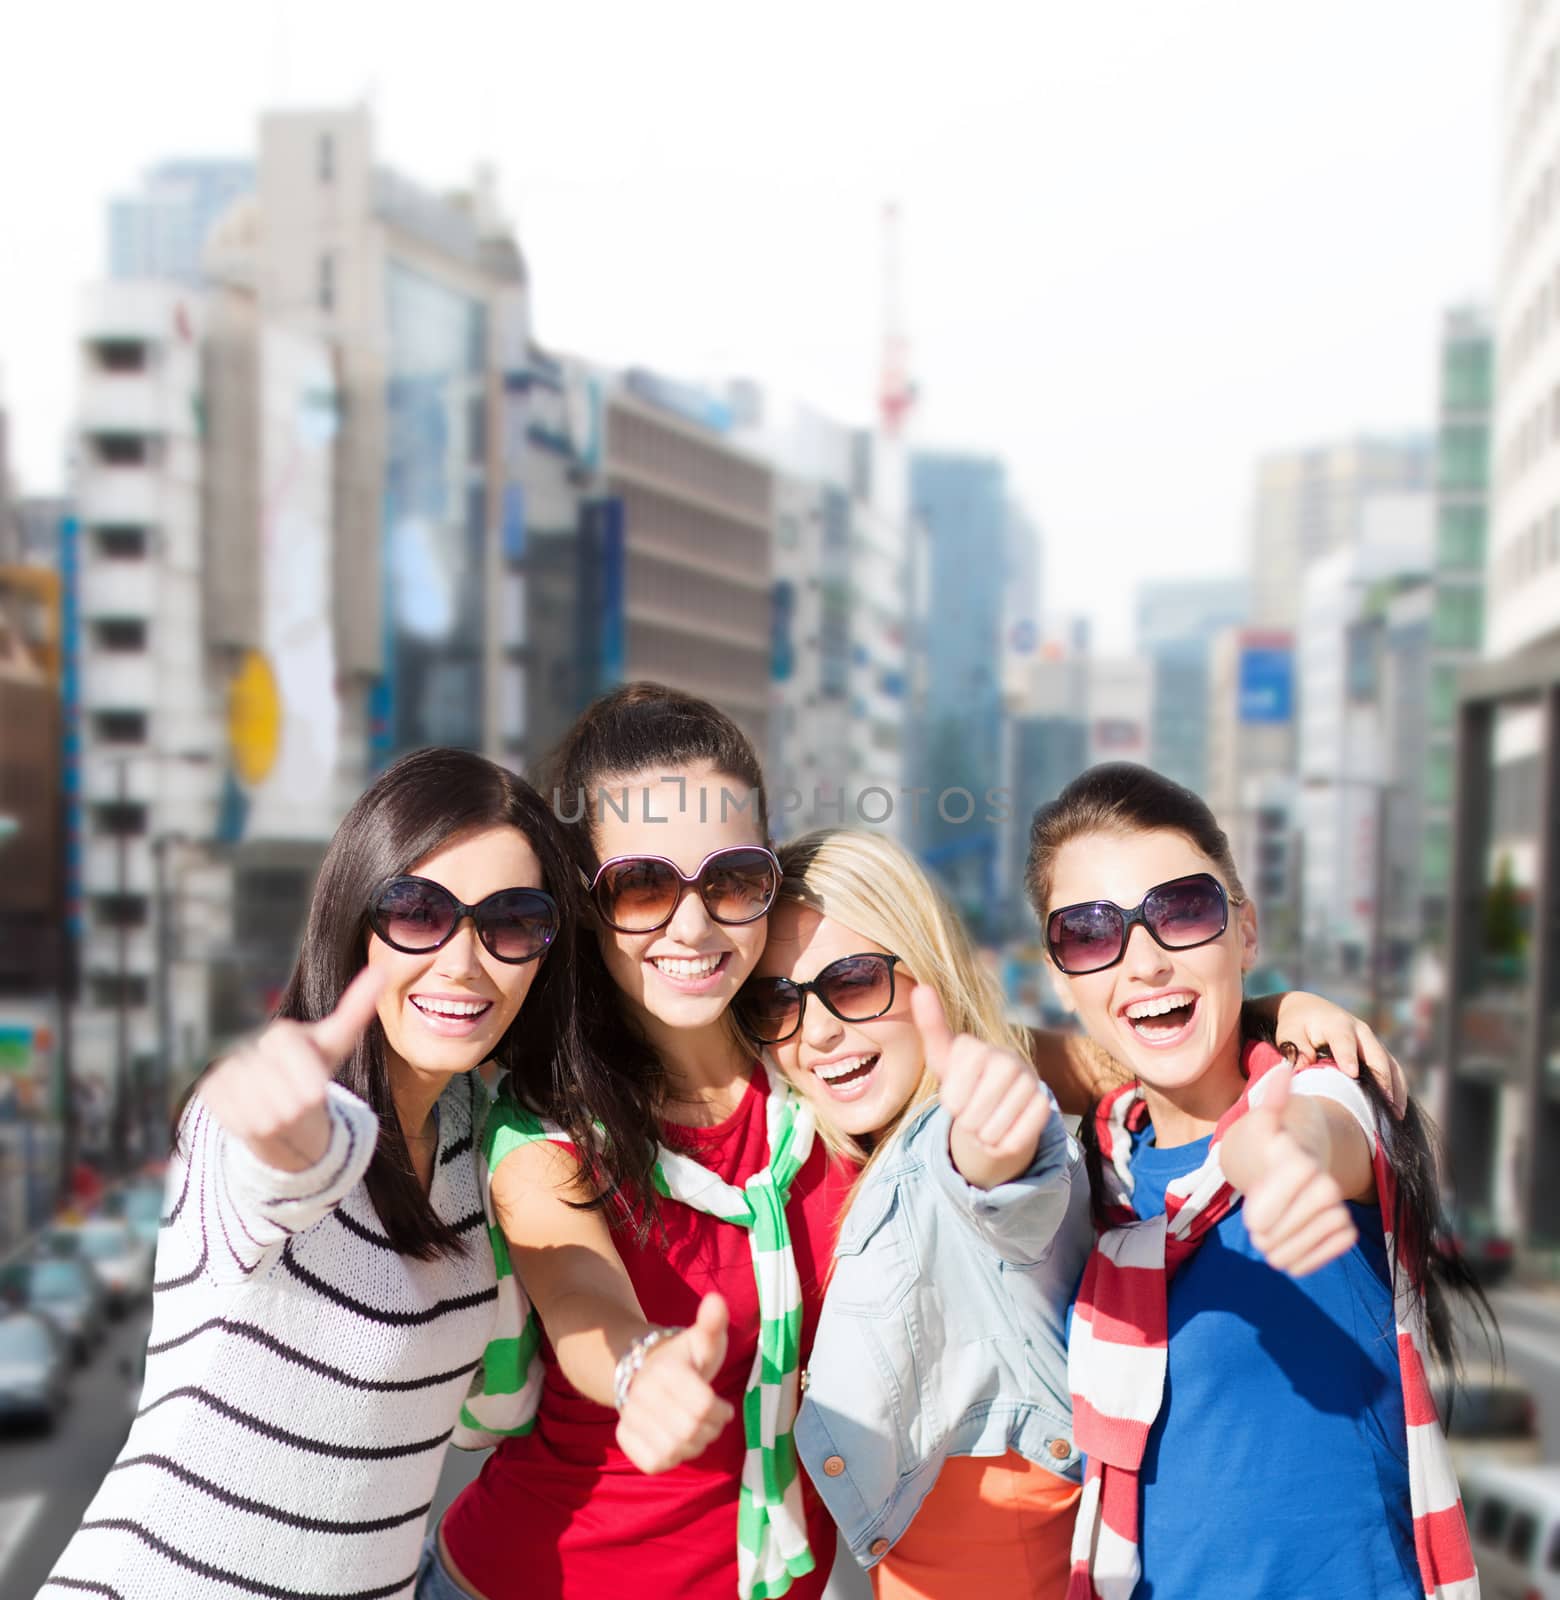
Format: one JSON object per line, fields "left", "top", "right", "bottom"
{"left": 794, "top": 1092, "right": 1090, "bottom": 1570}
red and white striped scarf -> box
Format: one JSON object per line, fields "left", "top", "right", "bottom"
{"left": 1066, "top": 1040, "right": 1478, "bottom": 1600}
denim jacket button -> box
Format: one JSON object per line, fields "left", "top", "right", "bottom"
{"left": 869, "top": 1539, "right": 890, "bottom": 1557}
{"left": 823, "top": 1455, "right": 846, "bottom": 1477}
{"left": 1048, "top": 1438, "right": 1071, "bottom": 1460}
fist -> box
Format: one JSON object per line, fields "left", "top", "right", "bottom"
{"left": 199, "top": 967, "right": 384, "bottom": 1172}
{"left": 1225, "top": 1064, "right": 1358, "bottom": 1277}
{"left": 911, "top": 984, "right": 1052, "bottom": 1190}
{"left": 615, "top": 1294, "right": 736, "bottom": 1475}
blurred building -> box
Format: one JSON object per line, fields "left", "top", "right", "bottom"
{"left": 109, "top": 160, "right": 255, "bottom": 286}
{"left": 1422, "top": 308, "right": 1493, "bottom": 941}
{"left": 1135, "top": 578, "right": 1249, "bottom": 795}
{"left": 733, "top": 390, "right": 911, "bottom": 837}
{"left": 1247, "top": 435, "right": 1433, "bottom": 631}
{"left": 1442, "top": 9, "right": 1560, "bottom": 1243}
{"left": 908, "top": 451, "right": 1009, "bottom": 930}
{"left": 1205, "top": 627, "right": 1297, "bottom": 966}
{"left": 1296, "top": 494, "right": 1431, "bottom": 993}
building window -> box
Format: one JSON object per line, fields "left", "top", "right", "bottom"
{"left": 1435, "top": 504, "right": 1485, "bottom": 571}
{"left": 94, "top": 433, "right": 147, "bottom": 467}
{"left": 94, "top": 893, "right": 149, "bottom": 929}
{"left": 87, "top": 973, "right": 150, "bottom": 1008}
{"left": 92, "top": 709, "right": 148, "bottom": 744}
{"left": 318, "top": 131, "right": 335, "bottom": 183}
{"left": 1432, "top": 585, "right": 1483, "bottom": 651}
{"left": 94, "top": 525, "right": 148, "bottom": 559}
{"left": 1441, "top": 339, "right": 1492, "bottom": 411}
{"left": 92, "top": 801, "right": 147, "bottom": 836}
{"left": 92, "top": 618, "right": 147, "bottom": 652}
{"left": 1429, "top": 662, "right": 1458, "bottom": 729}
{"left": 93, "top": 339, "right": 148, "bottom": 374}
{"left": 318, "top": 253, "right": 335, "bottom": 312}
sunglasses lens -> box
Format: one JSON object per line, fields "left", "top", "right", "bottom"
{"left": 595, "top": 858, "right": 681, "bottom": 931}
{"left": 373, "top": 879, "right": 456, "bottom": 951}
{"left": 1145, "top": 877, "right": 1227, "bottom": 948}
{"left": 480, "top": 890, "right": 558, "bottom": 962}
{"left": 1049, "top": 903, "right": 1126, "bottom": 974}
{"left": 735, "top": 978, "right": 801, "bottom": 1043}
{"left": 699, "top": 849, "right": 777, "bottom": 925}
{"left": 818, "top": 955, "right": 895, "bottom": 1020}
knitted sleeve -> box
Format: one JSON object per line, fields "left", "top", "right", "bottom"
{"left": 161, "top": 1084, "right": 380, "bottom": 1289}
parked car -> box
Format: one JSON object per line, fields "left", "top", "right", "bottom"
{"left": 1438, "top": 1204, "right": 1517, "bottom": 1287}
{"left": 68, "top": 1219, "right": 154, "bottom": 1313}
{"left": 1434, "top": 1361, "right": 1543, "bottom": 1472}
{"left": 15, "top": 1257, "right": 107, "bottom": 1363}
{"left": 1461, "top": 1462, "right": 1560, "bottom": 1599}
{"left": 0, "top": 1311, "right": 71, "bottom": 1434}
{"left": 110, "top": 1180, "right": 165, "bottom": 1254}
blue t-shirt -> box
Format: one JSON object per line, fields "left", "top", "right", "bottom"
{"left": 1125, "top": 1124, "right": 1419, "bottom": 1600}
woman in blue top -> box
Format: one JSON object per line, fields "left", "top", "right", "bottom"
{"left": 1027, "top": 764, "right": 1484, "bottom": 1600}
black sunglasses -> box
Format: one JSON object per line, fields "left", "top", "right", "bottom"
{"left": 1045, "top": 873, "right": 1233, "bottom": 976}
{"left": 734, "top": 952, "right": 903, "bottom": 1045}
{"left": 367, "top": 876, "right": 559, "bottom": 965}
{"left": 585, "top": 845, "right": 780, "bottom": 934}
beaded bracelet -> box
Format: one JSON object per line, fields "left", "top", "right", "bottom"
{"left": 613, "top": 1325, "right": 683, "bottom": 1413}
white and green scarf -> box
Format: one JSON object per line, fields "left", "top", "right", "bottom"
{"left": 456, "top": 1062, "right": 818, "bottom": 1600}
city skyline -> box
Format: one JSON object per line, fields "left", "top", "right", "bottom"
{"left": 0, "top": 0, "right": 1496, "bottom": 651}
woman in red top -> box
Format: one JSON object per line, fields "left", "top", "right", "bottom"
{"left": 434, "top": 685, "right": 854, "bottom": 1600}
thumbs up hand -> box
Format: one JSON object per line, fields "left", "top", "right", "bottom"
{"left": 911, "top": 984, "right": 1052, "bottom": 1191}
{"left": 1221, "top": 1062, "right": 1359, "bottom": 1277}
{"left": 199, "top": 966, "right": 385, "bottom": 1172}
{"left": 615, "top": 1294, "right": 737, "bottom": 1475}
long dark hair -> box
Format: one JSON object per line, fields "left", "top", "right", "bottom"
{"left": 1029, "top": 762, "right": 1490, "bottom": 1370}
{"left": 538, "top": 682, "right": 771, "bottom": 1224}
{"left": 271, "top": 747, "right": 591, "bottom": 1259}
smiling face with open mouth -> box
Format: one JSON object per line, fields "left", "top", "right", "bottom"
{"left": 366, "top": 823, "right": 549, "bottom": 1088}
{"left": 590, "top": 761, "right": 771, "bottom": 1049}
{"left": 1045, "top": 827, "right": 1258, "bottom": 1120}
{"left": 755, "top": 902, "right": 924, "bottom": 1140}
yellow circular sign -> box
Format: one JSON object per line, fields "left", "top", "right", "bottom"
{"left": 229, "top": 651, "right": 281, "bottom": 786}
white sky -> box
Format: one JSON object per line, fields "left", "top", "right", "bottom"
{"left": 0, "top": 0, "right": 1498, "bottom": 650}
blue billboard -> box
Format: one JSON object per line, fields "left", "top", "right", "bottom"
{"left": 1238, "top": 645, "right": 1294, "bottom": 724}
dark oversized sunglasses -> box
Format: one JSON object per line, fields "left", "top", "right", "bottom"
{"left": 586, "top": 845, "right": 780, "bottom": 934}
{"left": 1045, "top": 873, "right": 1233, "bottom": 976}
{"left": 734, "top": 952, "right": 903, "bottom": 1045}
{"left": 367, "top": 875, "right": 559, "bottom": 965}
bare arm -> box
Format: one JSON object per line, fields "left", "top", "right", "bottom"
{"left": 491, "top": 1140, "right": 733, "bottom": 1472}
{"left": 1025, "top": 1026, "right": 1128, "bottom": 1116}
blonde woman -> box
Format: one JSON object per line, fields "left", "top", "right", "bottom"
{"left": 735, "top": 828, "right": 1403, "bottom": 1600}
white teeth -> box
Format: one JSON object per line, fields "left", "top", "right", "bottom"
{"left": 413, "top": 997, "right": 490, "bottom": 1019}
{"left": 651, "top": 955, "right": 722, "bottom": 978}
{"left": 1126, "top": 994, "right": 1195, "bottom": 1021}
{"left": 814, "top": 1055, "right": 876, "bottom": 1083}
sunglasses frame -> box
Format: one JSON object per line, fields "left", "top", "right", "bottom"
{"left": 1045, "top": 872, "right": 1233, "bottom": 976}
{"left": 736, "top": 951, "right": 904, "bottom": 1045}
{"left": 367, "top": 875, "right": 559, "bottom": 965}
{"left": 584, "top": 844, "right": 782, "bottom": 934}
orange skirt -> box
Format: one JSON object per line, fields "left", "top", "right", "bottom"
{"left": 871, "top": 1451, "right": 1081, "bottom": 1600}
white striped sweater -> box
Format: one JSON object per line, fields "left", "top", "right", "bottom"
{"left": 40, "top": 1076, "right": 497, "bottom": 1600}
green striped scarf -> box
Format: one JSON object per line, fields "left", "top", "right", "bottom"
{"left": 455, "top": 1062, "right": 818, "bottom": 1600}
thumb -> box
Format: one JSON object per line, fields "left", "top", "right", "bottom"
{"left": 910, "top": 982, "right": 956, "bottom": 1082}
{"left": 307, "top": 966, "right": 387, "bottom": 1066}
{"left": 685, "top": 1293, "right": 729, "bottom": 1382}
{"left": 1257, "top": 1060, "right": 1293, "bottom": 1120}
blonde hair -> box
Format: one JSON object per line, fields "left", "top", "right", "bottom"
{"left": 774, "top": 828, "right": 1029, "bottom": 1196}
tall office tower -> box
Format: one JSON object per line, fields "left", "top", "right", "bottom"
{"left": 908, "top": 451, "right": 1009, "bottom": 931}
{"left": 108, "top": 160, "right": 256, "bottom": 287}
{"left": 1247, "top": 436, "right": 1433, "bottom": 630}
{"left": 734, "top": 390, "right": 911, "bottom": 839}
{"left": 1135, "top": 578, "right": 1250, "bottom": 795}
{"left": 1442, "top": 6, "right": 1560, "bottom": 1241}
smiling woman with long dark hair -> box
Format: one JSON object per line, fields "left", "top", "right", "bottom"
{"left": 40, "top": 746, "right": 598, "bottom": 1600}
